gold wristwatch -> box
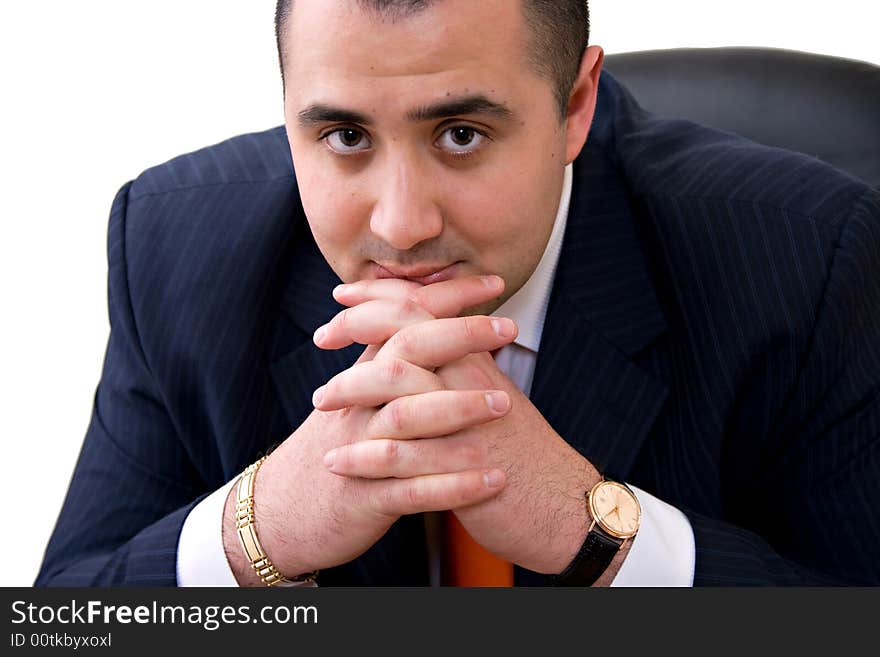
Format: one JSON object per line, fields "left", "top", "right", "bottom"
{"left": 552, "top": 477, "right": 640, "bottom": 586}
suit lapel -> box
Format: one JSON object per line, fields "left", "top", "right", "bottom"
{"left": 514, "top": 139, "right": 669, "bottom": 586}
{"left": 530, "top": 139, "right": 669, "bottom": 483}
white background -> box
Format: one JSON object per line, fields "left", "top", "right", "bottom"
{"left": 1, "top": 1, "right": 877, "bottom": 586}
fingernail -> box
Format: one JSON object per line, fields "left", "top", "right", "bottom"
{"left": 333, "top": 284, "right": 349, "bottom": 296}
{"left": 313, "top": 325, "right": 326, "bottom": 344}
{"left": 312, "top": 385, "right": 325, "bottom": 406}
{"left": 491, "top": 318, "right": 515, "bottom": 338}
{"left": 481, "top": 275, "right": 501, "bottom": 288}
{"left": 484, "top": 469, "right": 504, "bottom": 488}
{"left": 485, "top": 391, "right": 510, "bottom": 414}
{"left": 323, "top": 449, "right": 336, "bottom": 469}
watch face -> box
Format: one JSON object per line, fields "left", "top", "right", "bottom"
{"left": 589, "top": 481, "right": 641, "bottom": 539}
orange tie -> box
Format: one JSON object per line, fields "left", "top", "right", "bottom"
{"left": 441, "top": 512, "right": 513, "bottom": 586}
{"left": 440, "top": 346, "right": 513, "bottom": 586}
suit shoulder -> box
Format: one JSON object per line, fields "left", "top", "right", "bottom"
{"left": 108, "top": 128, "right": 306, "bottom": 393}
{"left": 127, "top": 125, "right": 294, "bottom": 201}
{"left": 613, "top": 112, "right": 871, "bottom": 228}
{"left": 595, "top": 106, "right": 880, "bottom": 350}
{"left": 116, "top": 125, "right": 302, "bottom": 271}
{"left": 112, "top": 126, "right": 304, "bottom": 344}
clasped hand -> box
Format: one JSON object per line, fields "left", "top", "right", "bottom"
{"left": 312, "top": 274, "right": 599, "bottom": 574}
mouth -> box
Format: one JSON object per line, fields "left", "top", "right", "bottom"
{"left": 372, "top": 261, "right": 462, "bottom": 285}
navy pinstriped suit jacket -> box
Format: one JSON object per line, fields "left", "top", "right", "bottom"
{"left": 36, "top": 71, "right": 880, "bottom": 586}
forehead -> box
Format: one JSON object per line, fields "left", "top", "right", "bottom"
{"left": 283, "top": 0, "right": 541, "bottom": 112}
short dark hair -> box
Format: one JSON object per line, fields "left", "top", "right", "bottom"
{"left": 274, "top": 0, "right": 590, "bottom": 120}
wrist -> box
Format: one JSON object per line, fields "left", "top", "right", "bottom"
{"left": 514, "top": 467, "right": 603, "bottom": 575}
{"left": 221, "top": 454, "right": 318, "bottom": 586}
{"left": 547, "top": 469, "right": 605, "bottom": 574}
{"left": 250, "top": 453, "right": 320, "bottom": 578}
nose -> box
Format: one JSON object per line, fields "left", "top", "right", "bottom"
{"left": 369, "top": 157, "right": 443, "bottom": 250}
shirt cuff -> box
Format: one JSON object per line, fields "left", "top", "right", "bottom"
{"left": 176, "top": 477, "right": 239, "bottom": 587}
{"left": 609, "top": 484, "right": 695, "bottom": 587}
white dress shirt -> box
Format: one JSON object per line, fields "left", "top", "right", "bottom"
{"left": 177, "top": 163, "right": 695, "bottom": 587}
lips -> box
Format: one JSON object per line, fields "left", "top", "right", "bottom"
{"left": 373, "top": 261, "right": 461, "bottom": 285}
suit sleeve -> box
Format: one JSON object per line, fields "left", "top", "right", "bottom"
{"left": 35, "top": 182, "right": 208, "bottom": 586}
{"left": 683, "top": 187, "right": 880, "bottom": 585}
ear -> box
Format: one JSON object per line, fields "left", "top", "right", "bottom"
{"left": 563, "top": 45, "right": 604, "bottom": 165}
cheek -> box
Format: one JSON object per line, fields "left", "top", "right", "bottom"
{"left": 445, "top": 157, "right": 562, "bottom": 306}
{"left": 301, "top": 184, "right": 359, "bottom": 242}
{"left": 442, "top": 164, "right": 552, "bottom": 251}
{"left": 292, "top": 149, "right": 368, "bottom": 253}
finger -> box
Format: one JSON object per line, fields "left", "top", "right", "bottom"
{"left": 332, "top": 277, "right": 423, "bottom": 305}
{"left": 334, "top": 274, "right": 505, "bottom": 319}
{"left": 313, "top": 358, "right": 443, "bottom": 411}
{"left": 314, "top": 298, "right": 434, "bottom": 350}
{"left": 324, "top": 433, "right": 489, "bottom": 478}
{"left": 364, "top": 389, "right": 511, "bottom": 440}
{"left": 373, "top": 315, "right": 517, "bottom": 369}
{"left": 354, "top": 343, "right": 382, "bottom": 365}
{"left": 364, "top": 468, "right": 507, "bottom": 516}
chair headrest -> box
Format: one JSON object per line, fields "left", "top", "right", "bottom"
{"left": 604, "top": 47, "right": 880, "bottom": 188}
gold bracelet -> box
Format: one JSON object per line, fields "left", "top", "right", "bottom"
{"left": 235, "top": 455, "right": 318, "bottom": 586}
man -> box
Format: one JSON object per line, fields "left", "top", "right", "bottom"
{"left": 36, "top": 0, "right": 880, "bottom": 587}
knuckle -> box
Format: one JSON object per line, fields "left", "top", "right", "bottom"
{"left": 461, "top": 315, "right": 478, "bottom": 339}
{"left": 379, "top": 439, "right": 399, "bottom": 466}
{"left": 397, "top": 298, "right": 420, "bottom": 321}
{"left": 405, "top": 482, "right": 423, "bottom": 509}
{"left": 388, "top": 328, "right": 413, "bottom": 354}
{"left": 405, "top": 291, "right": 425, "bottom": 310}
{"left": 387, "top": 400, "right": 405, "bottom": 433}
{"left": 381, "top": 358, "right": 407, "bottom": 384}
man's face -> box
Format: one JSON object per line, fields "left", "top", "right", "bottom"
{"left": 283, "top": 0, "right": 600, "bottom": 316}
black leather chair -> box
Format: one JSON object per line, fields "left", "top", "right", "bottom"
{"left": 604, "top": 47, "right": 880, "bottom": 188}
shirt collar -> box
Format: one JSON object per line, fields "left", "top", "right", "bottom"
{"left": 491, "top": 162, "right": 573, "bottom": 353}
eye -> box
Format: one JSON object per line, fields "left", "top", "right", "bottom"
{"left": 322, "top": 127, "right": 371, "bottom": 154}
{"left": 436, "top": 126, "right": 489, "bottom": 155}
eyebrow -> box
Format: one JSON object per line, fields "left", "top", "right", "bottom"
{"left": 297, "top": 94, "right": 516, "bottom": 128}
{"left": 407, "top": 95, "right": 515, "bottom": 122}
